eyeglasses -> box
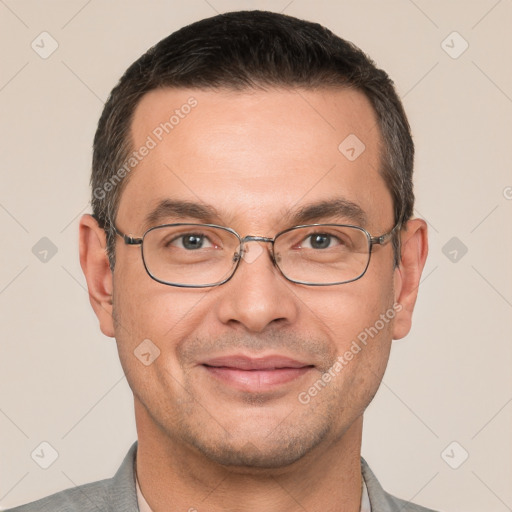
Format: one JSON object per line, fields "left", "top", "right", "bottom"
{"left": 113, "top": 222, "right": 399, "bottom": 288}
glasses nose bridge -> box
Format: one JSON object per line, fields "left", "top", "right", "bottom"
{"left": 237, "top": 235, "right": 277, "bottom": 265}
{"left": 240, "top": 235, "right": 275, "bottom": 245}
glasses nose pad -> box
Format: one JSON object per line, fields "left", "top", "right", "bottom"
{"left": 234, "top": 241, "right": 276, "bottom": 266}
{"left": 267, "top": 250, "right": 280, "bottom": 269}
{"left": 233, "top": 240, "right": 248, "bottom": 263}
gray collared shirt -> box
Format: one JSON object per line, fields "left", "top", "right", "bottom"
{"left": 136, "top": 472, "right": 372, "bottom": 511}
{"left": 7, "top": 442, "right": 439, "bottom": 512}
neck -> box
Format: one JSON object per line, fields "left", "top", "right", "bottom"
{"left": 134, "top": 401, "right": 364, "bottom": 512}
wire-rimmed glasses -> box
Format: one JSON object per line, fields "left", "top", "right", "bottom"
{"left": 113, "top": 222, "right": 399, "bottom": 288}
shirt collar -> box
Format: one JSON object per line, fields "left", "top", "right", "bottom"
{"left": 135, "top": 471, "right": 371, "bottom": 512}
{"left": 135, "top": 472, "right": 153, "bottom": 512}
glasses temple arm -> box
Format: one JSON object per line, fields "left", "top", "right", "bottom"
{"left": 369, "top": 222, "right": 402, "bottom": 246}
{"left": 113, "top": 225, "right": 143, "bottom": 245}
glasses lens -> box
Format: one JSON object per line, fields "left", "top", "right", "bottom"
{"left": 142, "top": 225, "right": 240, "bottom": 286}
{"left": 275, "top": 225, "right": 370, "bottom": 285}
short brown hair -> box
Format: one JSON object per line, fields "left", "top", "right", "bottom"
{"left": 92, "top": 10, "right": 414, "bottom": 268}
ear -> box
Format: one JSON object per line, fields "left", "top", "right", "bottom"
{"left": 79, "top": 214, "right": 115, "bottom": 338}
{"left": 392, "top": 218, "right": 428, "bottom": 340}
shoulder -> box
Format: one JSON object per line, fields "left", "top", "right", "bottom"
{"left": 5, "top": 478, "right": 112, "bottom": 512}
{"left": 5, "top": 442, "right": 139, "bottom": 512}
{"left": 381, "top": 493, "right": 441, "bottom": 512}
{"left": 361, "top": 457, "right": 441, "bottom": 512}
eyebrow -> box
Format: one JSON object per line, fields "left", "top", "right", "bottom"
{"left": 141, "top": 199, "right": 221, "bottom": 231}
{"left": 141, "top": 197, "right": 367, "bottom": 232}
{"left": 286, "top": 198, "right": 368, "bottom": 227}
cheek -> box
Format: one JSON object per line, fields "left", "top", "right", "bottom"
{"left": 300, "top": 267, "right": 396, "bottom": 402}
{"left": 320, "top": 310, "right": 394, "bottom": 421}
{"left": 110, "top": 276, "right": 197, "bottom": 412}
{"left": 112, "top": 251, "right": 201, "bottom": 340}
{"left": 111, "top": 257, "right": 217, "bottom": 384}
{"left": 304, "top": 267, "right": 396, "bottom": 349}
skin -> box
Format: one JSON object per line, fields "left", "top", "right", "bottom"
{"left": 79, "top": 87, "right": 428, "bottom": 512}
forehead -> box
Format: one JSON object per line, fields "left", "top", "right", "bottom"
{"left": 118, "top": 87, "right": 392, "bottom": 232}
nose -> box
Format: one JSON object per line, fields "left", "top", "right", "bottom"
{"left": 214, "top": 240, "right": 300, "bottom": 333}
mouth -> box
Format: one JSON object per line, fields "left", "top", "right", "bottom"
{"left": 201, "top": 355, "right": 315, "bottom": 392}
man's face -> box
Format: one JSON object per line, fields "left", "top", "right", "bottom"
{"left": 111, "top": 87, "right": 398, "bottom": 468}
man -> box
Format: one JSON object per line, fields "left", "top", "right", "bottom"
{"left": 9, "top": 10, "right": 434, "bottom": 512}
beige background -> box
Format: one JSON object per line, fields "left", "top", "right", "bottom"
{"left": 1, "top": 0, "right": 511, "bottom": 510}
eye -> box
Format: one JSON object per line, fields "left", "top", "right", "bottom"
{"left": 301, "top": 233, "right": 342, "bottom": 250}
{"left": 170, "top": 233, "right": 215, "bottom": 250}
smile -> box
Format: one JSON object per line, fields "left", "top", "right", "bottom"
{"left": 201, "top": 355, "right": 315, "bottom": 392}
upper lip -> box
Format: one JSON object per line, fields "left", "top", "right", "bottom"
{"left": 202, "top": 355, "right": 313, "bottom": 370}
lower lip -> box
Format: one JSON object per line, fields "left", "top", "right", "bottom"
{"left": 203, "top": 366, "right": 313, "bottom": 392}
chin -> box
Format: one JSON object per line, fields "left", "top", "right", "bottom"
{"left": 181, "top": 420, "right": 331, "bottom": 470}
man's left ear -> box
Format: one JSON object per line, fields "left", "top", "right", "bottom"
{"left": 392, "top": 218, "right": 428, "bottom": 340}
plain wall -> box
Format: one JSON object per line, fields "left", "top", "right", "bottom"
{"left": 1, "top": 1, "right": 511, "bottom": 510}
